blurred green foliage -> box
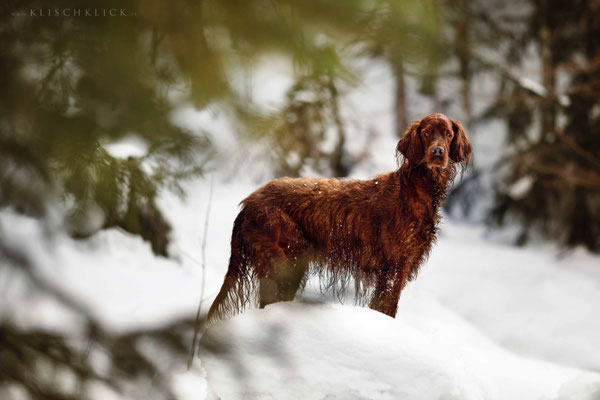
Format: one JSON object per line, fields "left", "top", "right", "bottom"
{"left": 0, "top": 0, "right": 442, "bottom": 252}
{"left": 0, "top": 1, "right": 442, "bottom": 399}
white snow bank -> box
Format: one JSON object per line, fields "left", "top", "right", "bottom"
{"left": 201, "top": 301, "right": 600, "bottom": 400}
{"left": 0, "top": 209, "right": 204, "bottom": 333}
{"left": 421, "top": 222, "right": 600, "bottom": 371}
{"left": 3, "top": 178, "right": 600, "bottom": 400}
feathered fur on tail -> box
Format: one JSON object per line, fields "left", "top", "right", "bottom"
{"left": 206, "top": 209, "right": 258, "bottom": 324}
{"left": 206, "top": 273, "right": 236, "bottom": 324}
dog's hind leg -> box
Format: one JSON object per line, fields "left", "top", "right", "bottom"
{"left": 279, "top": 257, "right": 310, "bottom": 301}
{"left": 257, "top": 249, "right": 310, "bottom": 308}
{"left": 252, "top": 210, "right": 310, "bottom": 308}
{"left": 246, "top": 230, "right": 287, "bottom": 308}
{"left": 264, "top": 256, "right": 309, "bottom": 304}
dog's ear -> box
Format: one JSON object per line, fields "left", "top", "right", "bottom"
{"left": 450, "top": 119, "right": 473, "bottom": 168}
{"left": 397, "top": 120, "right": 423, "bottom": 165}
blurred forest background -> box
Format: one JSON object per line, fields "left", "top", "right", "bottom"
{"left": 1, "top": 0, "right": 599, "bottom": 399}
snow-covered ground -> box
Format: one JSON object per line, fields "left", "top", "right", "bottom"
{"left": 3, "top": 60, "right": 600, "bottom": 400}
{"left": 2, "top": 175, "right": 600, "bottom": 400}
{"left": 202, "top": 303, "right": 598, "bottom": 400}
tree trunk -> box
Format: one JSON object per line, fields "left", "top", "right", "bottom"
{"left": 455, "top": 0, "right": 472, "bottom": 126}
{"left": 328, "top": 77, "right": 349, "bottom": 177}
{"left": 584, "top": 0, "right": 600, "bottom": 59}
{"left": 539, "top": 0, "right": 555, "bottom": 140}
{"left": 393, "top": 61, "right": 408, "bottom": 137}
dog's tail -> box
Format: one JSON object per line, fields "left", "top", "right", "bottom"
{"left": 206, "top": 272, "right": 238, "bottom": 324}
{"left": 206, "top": 210, "right": 256, "bottom": 325}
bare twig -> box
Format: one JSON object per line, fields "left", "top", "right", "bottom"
{"left": 555, "top": 132, "right": 600, "bottom": 170}
{"left": 529, "top": 164, "right": 600, "bottom": 189}
{"left": 188, "top": 175, "right": 214, "bottom": 368}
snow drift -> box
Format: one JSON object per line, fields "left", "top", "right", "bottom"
{"left": 201, "top": 298, "right": 600, "bottom": 400}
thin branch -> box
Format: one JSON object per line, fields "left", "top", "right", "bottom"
{"left": 555, "top": 132, "right": 600, "bottom": 170}
{"left": 188, "top": 175, "right": 214, "bottom": 368}
{"left": 529, "top": 164, "right": 600, "bottom": 189}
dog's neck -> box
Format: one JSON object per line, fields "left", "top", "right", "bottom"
{"left": 398, "top": 162, "right": 456, "bottom": 207}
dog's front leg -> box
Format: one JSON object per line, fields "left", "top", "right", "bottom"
{"left": 368, "top": 265, "right": 407, "bottom": 317}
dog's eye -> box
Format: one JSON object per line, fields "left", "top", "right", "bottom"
{"left": 423, "top": 131, "right": 429, "bottom": 137}
{"left": 446, "top": 131, "right": 453, "bottom": 138}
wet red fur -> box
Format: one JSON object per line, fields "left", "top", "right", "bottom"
{"left": 207, "top": 113, "right": 472, "bottom": 322}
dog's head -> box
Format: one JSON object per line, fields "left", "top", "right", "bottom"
{"left": 397, "top": 113, "right": 472, "bottom": 170}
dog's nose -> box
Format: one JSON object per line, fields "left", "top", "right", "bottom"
{"left": 432, "top": 146, "right": 444, "bottom": 157}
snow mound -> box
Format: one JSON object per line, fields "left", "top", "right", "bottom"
{"left": 201, "top": 301, "right": 600, "bottom": 400}
{"left": 424, "top": 222, "right": 600, "bottom": 371}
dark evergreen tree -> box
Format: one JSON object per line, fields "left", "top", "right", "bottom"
{"left": 485, "top": 0, "right": 600, "bottom": 251}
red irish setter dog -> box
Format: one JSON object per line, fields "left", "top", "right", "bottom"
{"left": 208, "top": 113, "right": 472, "bottom": 322}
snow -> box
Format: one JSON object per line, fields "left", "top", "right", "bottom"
{"left": 517, "top": 77, "right": 570, "bottom": 107}
{"left": 507, "top": 174, "right": 534, "bottom": 199}
{"left": 518, "top": 76, "right": 547, "bottom": 97}
{"left": 201, "top": 302, "right": 598, "bottom": 400}
{"left": 197, "top": 194, "right": 600, "bottom": 399}
{"left": 423, "top": 222, "right": 600, "bottom": 371}
{"left": 102, "top": 135, "right": 149, "bottom": 159}
{"left": 3, "top": 58, "right": 600, "bottom": 400}
{"left": 3, "top": 177, "right": 600, "bottom": 400}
